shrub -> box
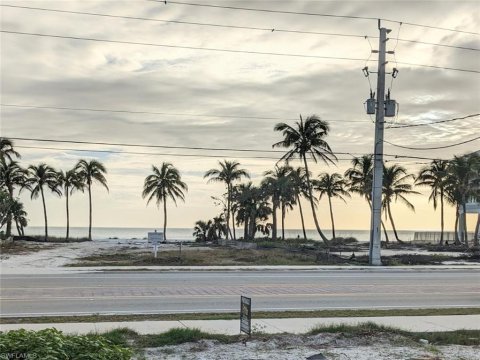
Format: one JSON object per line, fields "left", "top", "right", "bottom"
{"left": 0, "top": 328, "right": 132, "bottom": 360}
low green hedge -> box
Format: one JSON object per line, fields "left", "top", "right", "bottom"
{"left": 0, "top": 328, "right": 132, "bottom": 360}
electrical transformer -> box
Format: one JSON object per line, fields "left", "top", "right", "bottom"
{"left": 385, "top": 100, "right": 396, "bottom": 117}
{"left": 366, "top": 98, "right": 376, "bottom": 114}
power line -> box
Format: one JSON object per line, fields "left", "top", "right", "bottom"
{"left": 4, "top": 4, "right": 478, "bottom": 52}
{"left": 151, "top": 0, "right": 480, "bottom": 36}
{"left": 0, "top": 103, "right": 369, "bottom": 123}
{"left": 2, "top": 30, "right": 479, "bottom": 74}
{"left": 386, "top": 113, "right": 480, "bottom": 129}
{"left": 5, "top": 136, "right": 446, "bottom": 161}
{"left": 385, "top": 136, "right": 480, "bottom": 150}
{"left": 0, "top": 30, "right": 366, "bottom": 62}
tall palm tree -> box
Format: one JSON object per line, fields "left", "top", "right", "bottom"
{"left": 273, "top": 114, "right": 336, "bottom": 244}
{"left": 345, "top": 154, "right": 390, "bottom": 242}
{"left": 382, "top": 164, "right": 419, "bottom": 243}
{"left": 204, "top": 160, "right": 249, "bottom": 240}
{"left": 262, "top": 165, "right": 293, "bottom": 240}
{"left": 75, "top": 160, "right": 108, "bottom": 241}
{"left": 416, "top": 160, "right": 449, "bottom": 245}
{"left": 25, "top": 164, "right": 62, "bottom": 241}
{"left": 142, "top": 163, "right": 188, "bottom": 241}
{"left": 0, "top": 138, "right": 21, "bottom": 162}
{"left": 0, "top": 160, "right": 27, "bottom": 238}
{"left": 58, "top": 169, "right": 84, "bottom": 240}
{"left": 314, "top": 173, "right": 350, "bottom": 240}
{"left": 290, "top": 167, "right": 310, "bottom": 240}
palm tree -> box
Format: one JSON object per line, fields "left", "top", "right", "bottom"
{"left": 0, "top": 160, "right": 27, "bottom": 238}
{"left": 382, "top": 164, "right": 419, "bottom": 243}
{"left": 25, "top": 164, "right": 62, "bottom": 241}
{"left": 345, "top": 155, "right": 390, "bottom": 242}
{"left": 416, "top": 160, "right": 449, "bottom": 245}
{"left": 193, "top": 220, "right": 212, "bottom": 242}
{"left": 11, "top": 199, "right": 28, "bottom": 236}
{"left": 75, "top": 160, "right": 108, "bottom": 241}
{"left": 0, "top": 138, "right": 21, "bottom": 162}
{"left": 273, "top": 114, "right": 336, "bottom": 244}
{"left": 58, "top": 169, "right": 84, "bottom": 240}
{"left": 204, "top": 160, "right": 249, "bottom": 240}
{"left": 262, "top": 165, "right": 293, "bottom": 240}
{"left": 314, "top": 173, "right": 350, "bottom": 240}
{"left": 142, "top": 163, "right": 187, "bottom": 241}
{"left": 445, "top": 154, "right": 479, "bottom": 246}
{"left": 290, "top": 167, "right": 310, "bottom": 240}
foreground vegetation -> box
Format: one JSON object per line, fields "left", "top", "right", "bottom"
{"left": 2, "top": 324, "right": 479, "bottom": 360}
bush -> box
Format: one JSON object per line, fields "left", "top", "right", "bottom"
{"left": 0, "top": 328, "right": 132, "bottom": 360}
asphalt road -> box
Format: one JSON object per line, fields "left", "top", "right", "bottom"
{"left": 1, "top": 270, "right": 479, "bottom": 317}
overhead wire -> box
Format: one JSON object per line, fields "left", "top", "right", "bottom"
{"left": 385, "top": 113, "right": 480, "bottom": 128}
{"left": 150, "top": 0, "right": 480, "bottom": 36}
{"left": 385, "top": 136, "right": 480, "bottom": 150}
{"left": 2, "top": 4, "right": 479, "bottom": 52}
{"left": 2, "top": 30, "right": 478, "bottom": 74}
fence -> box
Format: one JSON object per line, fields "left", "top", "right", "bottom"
{"left": 413, "top": 231, "right": 475, "bottom": 244}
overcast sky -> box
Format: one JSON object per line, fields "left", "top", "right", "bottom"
{"left": 1, "top": 0, "right": 479, "bottom": 233}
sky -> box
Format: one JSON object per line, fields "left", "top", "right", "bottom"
{"left": 1, "top": 0, "right": 479, "bottom": 233}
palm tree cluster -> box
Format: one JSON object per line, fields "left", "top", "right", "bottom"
{"left": 0, "top": 138, "right": 108, "bottom": 241}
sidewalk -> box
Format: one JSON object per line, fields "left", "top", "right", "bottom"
{"left": 2, "top": 264, "right": 480, "bottom": 275}
{"left": 2, "top": 315, "right": 479, "bottom": 335}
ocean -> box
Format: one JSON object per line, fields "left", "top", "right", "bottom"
{"left": 25, "top": 226, "right": 421, "bottom": 242}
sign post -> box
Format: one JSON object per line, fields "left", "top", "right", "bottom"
{"left": 240, "top": 296, "right": 252, "bottom": 336}
{"left": 148, "top": 230, "right": 163, "bottom": 258}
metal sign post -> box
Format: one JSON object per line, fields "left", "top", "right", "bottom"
{"left": 240, "top": 296, "right": 252, "bottom": 335}
{"left": 148, "top": 230, "right": 163, "bottom": 258}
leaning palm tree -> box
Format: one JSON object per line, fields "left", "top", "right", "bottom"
{"left": 314, "top": 173, "right": 350, "bottom": 240}
{"left": 416, "top": 160, "right": 449, "bottom": 245}
{"left": 0, "top": 138, "right": 21, "bottom": 162}
{"left": 382, "top": 164, "right": 419, "bottom": 243}
{"left": 0, "top": 160, "right": 27, "bottom": 238}
{"left": 204, "top": 160, "right": 249, "bottom": 240}
{"left": 273, "top": 114, "right": 336, "bottom": 244}
{"left": 142, "top": 163, "right": 188, "bottom": 241}
{"left": 11, "top": 199, "right": 28, "bottom": 236}
{"left": 75, "top": 160, "right": 108, "bottom": 241}
{"left": 25, "top": 164, "right": 62, "bottom": 241}
{"left": 58, "top": 169, "right": 84, "bottom": 240}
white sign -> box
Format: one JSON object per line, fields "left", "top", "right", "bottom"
{"left": 148, "top": 231, "right": 164, "bottom": 258}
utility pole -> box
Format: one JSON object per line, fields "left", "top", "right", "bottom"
{"left": 369, "top": 21, "right": 391, "bottom": 266}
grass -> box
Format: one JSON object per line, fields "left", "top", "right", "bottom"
{"left": 308, "top": 322, "right": 480, "bottom": 346}
{"left": 0, "top": 240, "right": 56, "bottom": 255}
{"left": 98, "top": 324, "right": 480, "bottom": 348}
{"left": 3, "top": 307, "right": 480, "bottom": 324}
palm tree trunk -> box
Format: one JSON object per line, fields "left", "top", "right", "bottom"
{"left": 226, "top": 184, "right": 231, "bottom": 240}
{"left": 244, "top": 216, "right": 248, "bottom": 240}
{"left": 272, "top": 200, "right": 278, "bottom": 240}
{"left": 387, "top": 202, "right": 402, "bottom": 243}
{"left": 462, "top": 202, "right": 468, "bottom": 247}
{"left": 15, "top": 219, "right": 21, "bottom": 236}
{"left": 232, "top": 209, "right": 237, "bottom": 240}
{"left": 440, "top": 189, "right": 444, "bottom": 246}
{"left": 302, "top": 154, "right": 329, "bottom": 244}
{"left": 454, "top": 206, "right": 460, "bottom": 245}
{"left": 328, "top": 195, "right": 335, "bottom": 239}
{"left": 281, "top": 203, "right": 285, "bottom": 240}
{"left": 40, "top": 187, "right": 48, "bottom": 241}
{"left": 163, "top": 197, "right": 167, "bottom": 242}
{"left": 297, "top": 194, "right": 307, "bottom": 240}
{"left": 474, "top": 213, "right": 480, "bottom": 247}
{"left": 6, "top": 186, "right": 13, "bottom": 238}
{"left": 88, "top": 183, "right": 92, "bottom": 241}
{"left": 66, "top": 190, "right": 70, "bottom": 240}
